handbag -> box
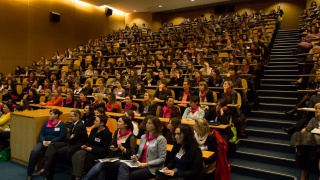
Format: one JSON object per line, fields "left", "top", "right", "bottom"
{"left": 230, "top": 124, "right": 237, "bottom": 143}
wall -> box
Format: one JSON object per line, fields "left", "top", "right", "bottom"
{"left": 125, "top": 12, "right": 152, "bottom": 30}
{"left": 153, "top": 0, "right": 305, "bottom": 31}
{"left": 0, "top": 0, "right": 125, "bottom": 74}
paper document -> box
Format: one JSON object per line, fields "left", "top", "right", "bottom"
{"left": 97, "top": 157, "right": 119, "bottom": 163}
{"left": 120, "top": 160, "right": 140, "bottom": 168}
{"left": 311, "top": 128, "right": 320, "bottom": 134}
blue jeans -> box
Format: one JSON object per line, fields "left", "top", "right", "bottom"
{"left": 83, "top": 161, "right": 122, "bottom": 180}
{"left": 117, "top": 163, "right": 154, "bottom": 180}
{"left": 27, "top": 143, "right": 46, "bottom": 175}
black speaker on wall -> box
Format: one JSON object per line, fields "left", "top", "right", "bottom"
{"left": 50, "top": 12, "right": 60, "bottom": 22}
{"left": 105, "top": 8, "right": 113, "bottom": 16}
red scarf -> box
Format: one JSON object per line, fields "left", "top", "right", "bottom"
{"left": 43, "top": 85, "right": 49, "bottom": 90}
{"left": 117, "top": 129, "right": 132, "bottom": 141}
{"left": 65, "top": 98, "right": 73, "bottom": 105}
{"left": 241, "top": 65, "right": 249, "bottom": 72}
{"left": 226, "top": 89, "right": 232, "bottom": 97}
{"left": 183, "top": 90, "right": 190, "bottom": 97}
{"left": 212, "top": 77, "right": 216, "bottom": 83}
{"left": 163, "top": 106, "right": 172, "bottom": 118}
{"left": 146, "top": 133, "right": 156, "bottom": 141}
{"left": 46, "top": 119, "right": 61, "bottom": 128}
{"left": 124, "top": 103, "right": 133, "bottom": 111}
{"left": 92, "top": 101, "right": 99, "bottom": 108}
{"left": 162, "top": 87, "right": 168, "bottom": 91}
{"left": 28, "top": 95, "right": 34, "bottom": 100}
{"left": 195, "top": 78, "right": 201, "bottom": 83}
{"left": 200, "top": 92, "right": 206, "bottom": 101}
{"left": 190, "top": 106, "right": 199, "bottom": 114}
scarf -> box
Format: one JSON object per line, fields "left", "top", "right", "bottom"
{"left": 162, "top": 86, "right": 168, "bottom": 92}
{"left": 195, "top": 77, "right": 201, "bottom": 83}
{"left": 146, "top": 133, "right": 156, "bottom": 141}
{"left": 28, "top": 95, "right": 34, "bottom": 100}
{"left": 190, "top": 106, "right": 199, "bottom": 114}
{"left": 183, "top": 90, "right": 190, "bottom": 97}
{"left": 65, "top": 98, "right": 73, "bottom": 105}
{"left": 43, "top": 85, "right": 49, "bottom": 90}
{"left": 163, "top": 106, "right": 172, "bottom": 118}
{"left": 117, "top": 129, "right": 132, "bottom": 141}
{"left": 195, "top": 132, "right": 209, "bottom": 146}
{"left": 212, "top": 77, "right": 217, "bottom": 83}
{"left": 200, "top": 92, "right": 206, "bottom": 101}
{"left": 46, "top": 119, "right": 61, "bottom": 128}
{"left": 124, "top": 103, "right": 133, "bottom": 111}
{"left": 241, "top": 65, "right": 249, "bottom": 72}
{"left": 226, "top": 89, "right": 232, "bottom": 97}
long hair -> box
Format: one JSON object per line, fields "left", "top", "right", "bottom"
{"left": 177, "top": 124, "right": 198, "bottom": 151}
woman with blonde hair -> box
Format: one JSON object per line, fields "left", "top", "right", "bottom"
{"left": 134, "top": 92, "right": 158, "bottom": 117}
{"left": 194, "top": 118, "right": 217, "bottom": 167}
{"left": 43, "top": 89, "right": 53, "bottom": 103}
{"left": 106, "top": 92, "right": 119, "bottom": 112}
{"left": 92, "top": 93, "right": 106, "bottom": 110}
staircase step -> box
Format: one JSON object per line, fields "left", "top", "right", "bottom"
{"left": 235, "top": 148, "right": 295, "bottom": 168}
{"left": 273, "top": 45, "right": 297, "bottom": 49}
{"left": 264, "top": 70, "right": 298, "bottom": 75}
{"left": 270, "top": 55, "right": 297, "bottom": 58}
{"left": 260, "top": 79, "right": 297, "bottom": 85}
{"left": 268, "top": 62, "right": 297, "bottom": 66}
{"left": 246, "top": 126, "right": 291, "bottom": 141}
{"left": 257, "top": 89, "right": 297, "bottom": 97}
{"left": 258, "top": 95, "right": 297, "bottom": 104}
{"left": 270, "top": 51, "right": 295, "bottom": 54}
{"left": 272, "top": 48, "right": 296, "bottom": 52}
{"left": 259, "top": 102, "right": 295, "bottom": 111}
{"left": 246, "top": 117, "right": 296, "bottom": 129}
{"left": 270, "top": 57, "right": 297, "bottom": 61}
{"left": 249, "top": 110, "right": 300, "bottom": 121}
{"left": 230, "top": 159, "right": 297, "bottom": 180}
{"left": 231, "top": 173, "right": 263, "bottom": 180}
{"left": 263, "top": 75, "right": 298, "bottom": 78}
{"left": 266, "top": 65, "right": 297, "bottom": 70}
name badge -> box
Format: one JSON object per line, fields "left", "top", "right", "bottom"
{"left": 200, "top": 145, "right": 208, "bottom": 150}
{"left": 95, "top": 137, "right": 101, "bottom": 142}
{"left": 176, "top": 153, "right": 182, "bottom": 159}
{"left": 118, "top": 91, "right": 122, "bottom": 94}
{"left": 149, "top": 142, "right": 156, "bottom": 147}
{"left": 146, "top": 142, "right": 150, "bottom": 146}
{"left": 54, "top": 127, "right": 60, "bottom": 131}
{"left": 121, "top": 140, "right": 126, "bottom": 143}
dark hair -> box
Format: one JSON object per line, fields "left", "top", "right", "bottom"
{"left": 217, "top": 98, "right": 227, "bottom": 107}
{"left": 71, "top": 109, "right": 81, "bottom": 119}
{"left": 125, "top": 110, "right": 135, "bottom": 120}
{"left": 97, "top": 115, "right": 107, "bottom": 127}
{"left": 139, "top": 115, "right": 152, "bottom": 130}
{"left": 165, "top": 96, "right": 174, "bottom": 103}
{"left": 160, "top": 79, "right": 168, "bottom": 86}
{"left": 49, "top": 109, "right": 63, "bottom": 117}
{"left": 29, "top": 88, "right": 38, "bottom": 97}
{"left": 189, "top": 95, "right": 200, "bottom": 106}
{"left": 177, "top": 124, "right": 198, "bottom": 150}
{"left": 147, "top": 116, "right": 162, "bottom": 136}
{"left": 120, "top": 116, "right": 134, "bottom": 131}
{"left": 96, "top": 107, "right": 106, "bottom": 116}
{"left": 80, "top": 90, "right": 87, "bottom": 97}
{"left": 137, "top": 81, "right": 145, "bottom": 94}
{"left": 20, "top": 99, "right": 32, "bottom": 111}
{"left": 85, "top": 104, "right": 94, "bottom": 115}
{"left": 169, "top": 117, "right": 181, "bottom": 131}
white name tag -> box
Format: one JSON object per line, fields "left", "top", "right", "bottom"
{"left": 149, "top": 142, "right": 156, "bottom": 147}
{"left": 95, "top": 137, "right": 101, "bottom": 142}
{"left": 200, "top": 145, "right": 208, "bottom": 150}
{"left": 54, "top": 127, "right": 60, "bottom": 131}
{"left": 118, "top": 91, "right": 122, "bottom": 94}
{"left": 176, "top": 153, "right": 182, "bottom": 159}
{"left": 121, "top": 140, "right": 126, "bottom": 143}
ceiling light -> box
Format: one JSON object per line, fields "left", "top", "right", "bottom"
{"left": 159, "top": 5, "right": 162, "bottom": 7}
{"left": 133, "top": 10, "right": 136, "bottom": 12}
{"left": 191, "top": 0, "right": 195, "bottom": 1}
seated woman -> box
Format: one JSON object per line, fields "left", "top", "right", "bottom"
{"left": 154, "top": 79, "right": 172, "bottom": 101}
{"left": 125, "top": 80, "right": 136, "bottom": 96}
{"left": 73, "top": 80, "right": 83, "bottom": 95}
{"left": 30, "top": 79, "right": 42, "bottom": 93}
{"left": 118, "top": 116, "right": 167, "bottom": 180}
{"left": 63, "top": 80, "right": 74, "bottom": 94}
{"left": 26, "top": 109, "right": 66, "bottom": 180}
{"left": 92, "top": 93, "right": 106, "bottom": 110}
{"left": 221, "top": 81, "right": 237, "bottom": 104}
{"left": 194, "top": 119, "right": 217, "bottom": 168}
{"left": 39, "top": 79, "right": 51, "bottom": 93}
{"left": 181, "top": 96, "right": 205, "bottom": 120}
{"left": 124, "top": 110, "right": 139, "bottom": 136}
{"left": 16, "top": 99, "right": 32, "bottom": 111}
{"left": 82, "top": 80, "right": 93, "bottom": 95}
{"left": 191, "top": 70, "right": 205, "bottom": 87}
{"left": 134, "top": 92, "right": 158, "bottom": 117}
{"left": 156, "top": 71, "right": 167, "bottom": 86}
{"left": 71, "top": 115, "right": 112, "bottom": 180}
{"left": 113, "top": 80, "right": 126, "bottom": 98}
{"left": 81, "top": 105, "right": 96, "bottom": 127}
{"left": 40, "top": 89, "right": 63, "bottom": 106}
{"left": 133, "top": 82, "right": 146, "bottom": 99}
{"left": 165, "top": 117, "right": 181, "bottom": 145}
{"left": 291, "top": 103, "right": 320, "bottom": 180}
{"left": 62, "top": 90, "right": 76, "bottom": 108}
{"left": 159, "top": 96, "right": 181, "bottom": 118}
{"left": 155, "top": 124, "right": 203, "bottom": 180}
{"left": 43, "top": 89, "right": 53, "bottom": 103}
{"left": 51, "top": 80, "right": 60, "bottom": 92}
{"left": 207, "top": 68, "right": 223, "bottom": 87}
{"left": 107, "top": 72, "right": 127, "bottom": 87}
{"left": 197, "top": 81, "right": 214, "bottom": 110}
{"left": 25, "top": 89, "right": 40, "bottom": 104}
{"left": 83, "top": 116, "right": 137, "bottom": 180}
{"left": 123, "top": 95, "right": 137, "bottom": 112}
{"left": 94, "top": 79, "right": 109, "bottom": 96}
{"left": 143, "top": 71, "right": 157, "bottom": 86}
{"left": 168, "top": 69, "right": 184, "bottom": 86}
{"left": 76, "top": 91, "right": 90, "bottom": 109}
{"left": 106, "top": 92, "right": 120, "bottom": 113}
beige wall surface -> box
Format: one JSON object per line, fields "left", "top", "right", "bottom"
{"left": 0, "top": 0, "right": 125, "bottom": 74}
{"left": 125, "top": 12, "right": 152, "bottom": 30}
{"left": 152, "top": 0, "right": 305, "bottom": 32}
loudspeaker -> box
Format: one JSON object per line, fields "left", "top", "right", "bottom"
{"left": 105, "top": 8, "right": 113, "bottom": 16}
{"left": 50, "top": 12, "right": 60, "bottom": 22}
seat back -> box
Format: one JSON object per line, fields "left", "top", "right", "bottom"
{"left": 115, "top": 101, "right": 122, "bottom": 112}
{"left": 236, "top": 92, "right": 242, "bottom": 108}
{"left": 241, "top": 79, "right": 248, "bottom": 93}
{"left": 132, "top": 102, "right": 140, "bottom": 110}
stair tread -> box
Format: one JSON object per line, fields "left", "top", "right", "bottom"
{"left": 243, "top": 135, "right": 291, "bottom": 145}
{"left": 260, "top": 84, "right": 297, "bottom": 88}
{"left": 258, "top": 95, "right": 297, "bottom": 100}
{"left": 259, "top": 102, "right": 295, "bottom": 107}
{"left": 257, "top": 90, "right": 297, "bottom": 93}
{"left": 260, "top": 79, "right": 297, "bottom": 81}
{"left": 246, "top": 126, "right": 287, "bottom": 134}
{"left": 229, "top": 159, "right": 297, "bottom": 176}
{"left": 237, "top": 146, "right": 295, "bottom": 160}
{"left": 231, "top": 173, "right": 263, "bottom": 180}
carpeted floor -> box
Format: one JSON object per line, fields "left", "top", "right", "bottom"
{"left": 0, "top": 161, "right": 72, "bottom": 180}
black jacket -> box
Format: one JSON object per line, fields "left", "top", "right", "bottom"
{"left": 85, "top": 127, "right": 112, "bottom": 158}
{"left": 66, "top": 121, "right": 88, "bottom": 154}
{"left": 139, "top": 102, "right": 158, "bottom": 116}
{"left": 176, "top": 89, "right": 195, "bottom": 101}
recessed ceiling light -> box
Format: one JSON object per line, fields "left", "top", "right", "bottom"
{"left": 159, "top": 5, "right": 162, "bottom": 7}
{"left": 191, "top": 0, "right": 195, "bottom": 1}
{"left": 133, "top": 10, "right": 136, "bottom": 12}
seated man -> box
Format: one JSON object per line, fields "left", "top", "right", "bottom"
{"left": 34, "top": 109, "right": 88, "bottom": 180}
{"left": 154, "top": 79, "right": 172, "bottom": 101}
